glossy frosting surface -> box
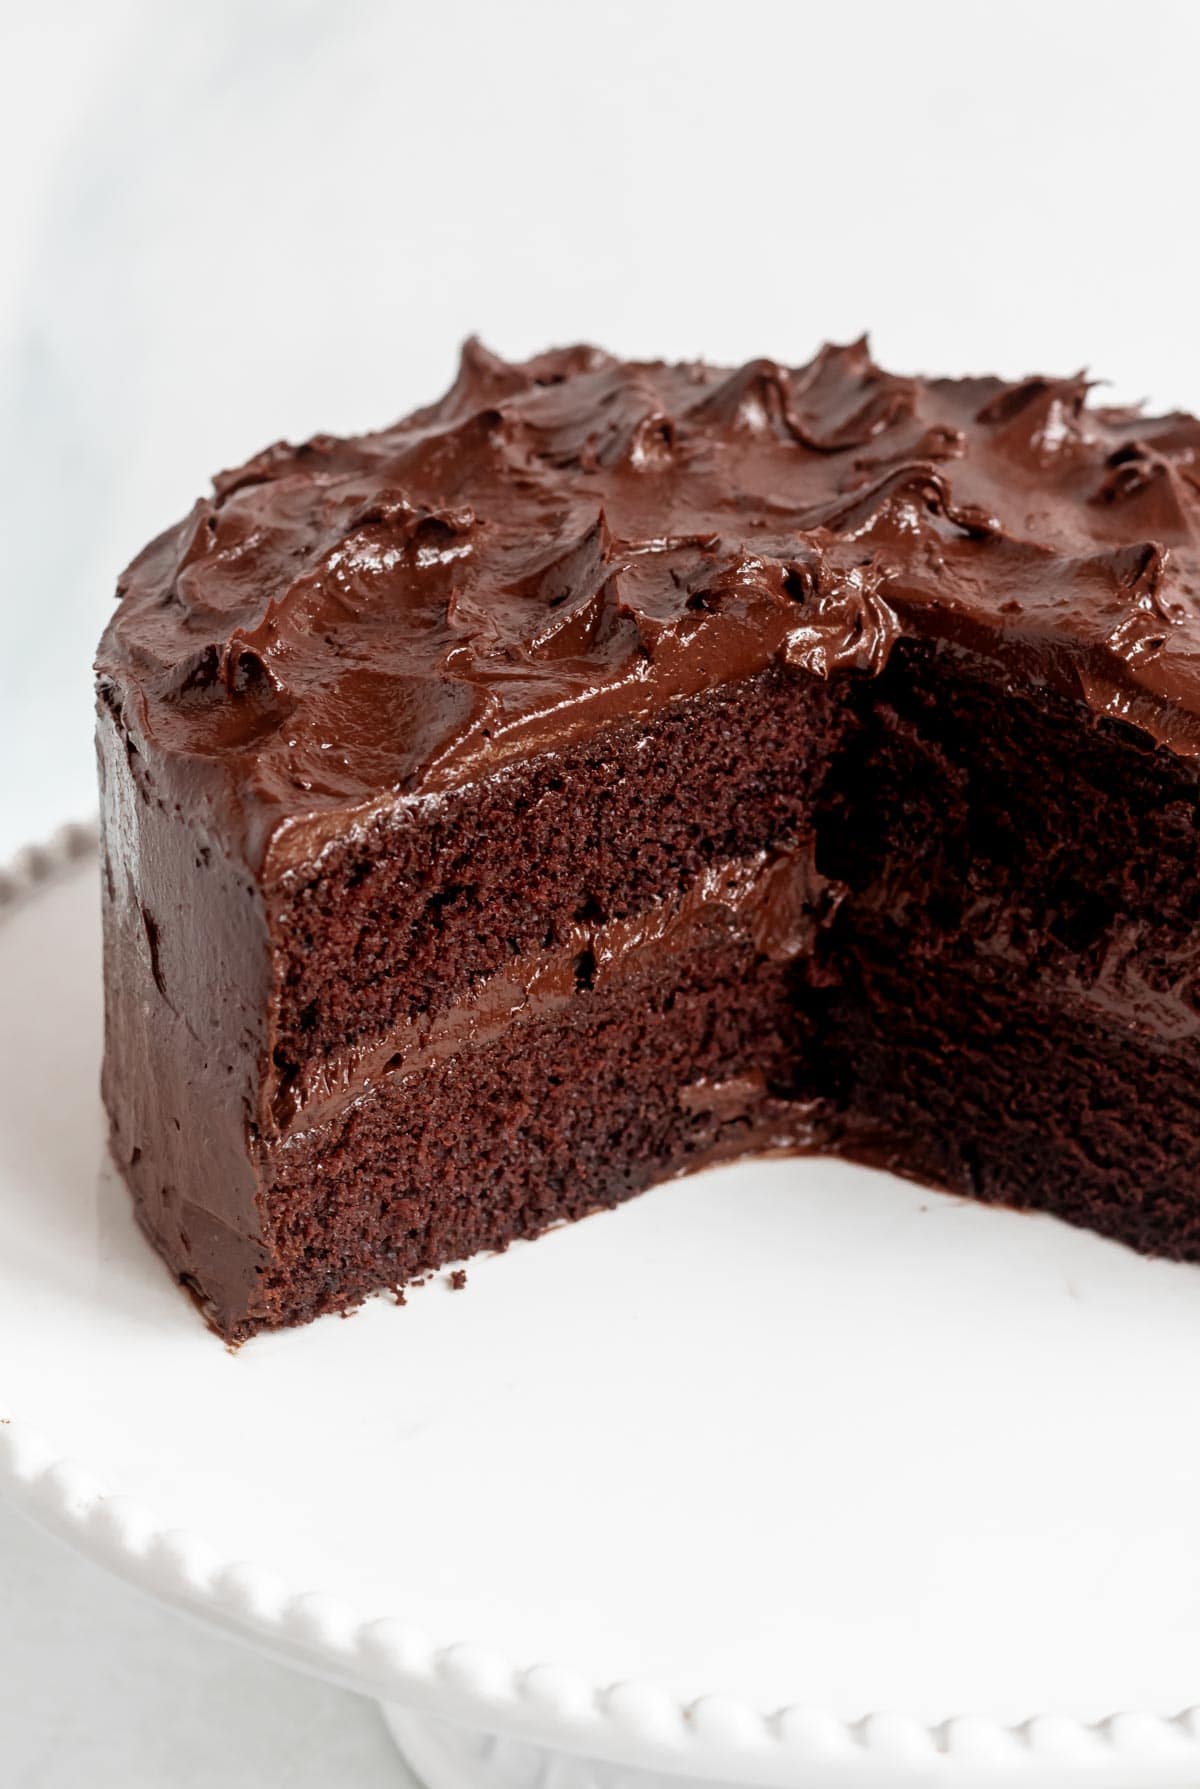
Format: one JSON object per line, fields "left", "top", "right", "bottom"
{"left": 97, "top": 339, "right": 1200, "bottom": 871}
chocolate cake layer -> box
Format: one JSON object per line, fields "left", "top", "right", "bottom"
{"left": 275, "top": 839, "right": 838, "bottom": 1138}
{"left": 95, "top": 339, "right": 1200, "bottom": 1338}
{"left": 268, "top": 665, "right": 846, "bottom": 1100}
{"left": 830, "top": 950, "right": 1200, "bottom": 1265}
{"left": 827, "top": 638, "right": 1200, "bottom": 1028}
{"left": 258, "top": 938, "right": 829, "bottom": 1338}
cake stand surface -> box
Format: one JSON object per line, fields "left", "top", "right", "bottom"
{"left": 8, "top": 831, "right": 1200, "bottom": 1787}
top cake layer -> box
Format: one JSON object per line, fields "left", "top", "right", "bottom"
{"left": 97, "top": 338, "right": 1200, "bottom": 872}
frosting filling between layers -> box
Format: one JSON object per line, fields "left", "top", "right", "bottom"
{"left": 270, "top": 841, "right": 843, "bottom": 1141}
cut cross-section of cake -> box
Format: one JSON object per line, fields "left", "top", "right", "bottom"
{"left": 95, "top": 338, "right": 1200, "bottom": 1339}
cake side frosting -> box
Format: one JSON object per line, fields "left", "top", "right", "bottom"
{"left": 96, "top": 339, "right": 1200, "bottom": 874}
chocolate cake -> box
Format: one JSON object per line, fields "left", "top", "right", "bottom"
{"left": 95, "top": 338, "right": 1200, "bottom": 1340}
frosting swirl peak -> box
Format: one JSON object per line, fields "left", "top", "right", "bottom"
{"left": 97, "top": 338, "right": 1200, "bottom": 869}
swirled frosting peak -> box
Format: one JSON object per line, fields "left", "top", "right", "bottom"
{"left": 97, "top": 337, "right": 1200, "bottom": 869}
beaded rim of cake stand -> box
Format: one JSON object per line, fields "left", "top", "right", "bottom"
{"left": 3, "top": 820, "right": 1200, "bottom": 1778}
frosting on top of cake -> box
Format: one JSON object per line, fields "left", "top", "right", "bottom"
{"left": 97, "top": 338, "right": 1200, "bottom": 869}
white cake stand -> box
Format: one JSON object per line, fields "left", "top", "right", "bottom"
{"left": 7, "top": 828, "right": 1200, "bottom": 1787}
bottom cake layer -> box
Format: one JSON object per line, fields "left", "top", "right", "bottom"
{"left": 221, "top": 932, "right": 1200, "bottom": 1340}
{"left": 252, "top": 940, "right": 829, "bottom": 1338}
{"left": 829, "top": 946, "right": 1200, "bottom": 1264}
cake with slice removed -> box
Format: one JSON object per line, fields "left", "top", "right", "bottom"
{"left": 95, "top": 338, "right": 1200, "bottom": 1339}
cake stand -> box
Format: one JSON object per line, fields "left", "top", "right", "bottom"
{"left": 8, "top": 828, "right": 1200, "bottom": 1787}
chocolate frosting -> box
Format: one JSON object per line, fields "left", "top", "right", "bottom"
{"left": 96, "top": 338, "right": 1200, "bottom": 873}
{"left": 273, "top": 841, "right": 839, "bottom": 1137}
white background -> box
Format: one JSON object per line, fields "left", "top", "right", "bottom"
{"left": 3, "top": 0, "right": 1200, "bottom": 1778}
